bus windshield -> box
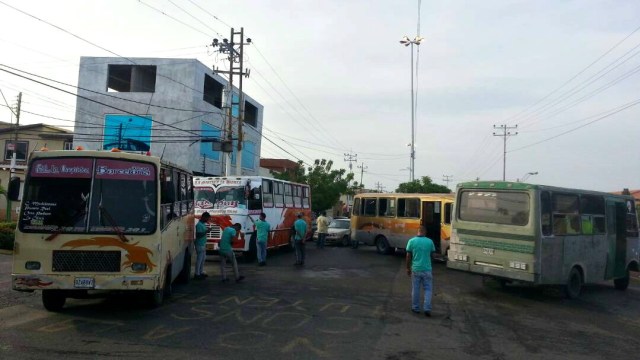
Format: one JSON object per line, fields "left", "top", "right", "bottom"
{"left": 458, "top": 190, "right": 530, "bottom": 226}
{"left": 194, "top": 186, "right": 246, "bottom": 209}
{"left": 20, "top": 157, "right": 157, "bottom": 234}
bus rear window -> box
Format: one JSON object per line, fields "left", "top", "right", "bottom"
{"left": 458, "top": 191, "right": 530, "bottom": 226}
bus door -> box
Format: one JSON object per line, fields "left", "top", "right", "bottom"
{"left": 605, "top": 200, "right": 628, "bottom": 279}
{"left": 421, "top": 201, "right": 442, "bottom": 252}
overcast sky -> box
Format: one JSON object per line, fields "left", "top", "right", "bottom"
{"left": 0, "top": 0, "right": 638, "bottom": 192}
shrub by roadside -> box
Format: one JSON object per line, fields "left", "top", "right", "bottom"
{"left": 0, "top": 222, "right": 16, "bottom": 251}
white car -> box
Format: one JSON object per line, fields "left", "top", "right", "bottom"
{"left": 313, "top": 218, "right": 351, "bottom": 246}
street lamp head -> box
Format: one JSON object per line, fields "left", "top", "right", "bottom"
{"left": 414, "top": 36, "right": 424, "bottom": 44}
{"left": 400, "top": 35, "right": 411, "bottom": 46}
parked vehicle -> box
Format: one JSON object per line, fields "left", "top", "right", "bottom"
{"left": 313, "top": 218, "right": 351, "bottom": 246}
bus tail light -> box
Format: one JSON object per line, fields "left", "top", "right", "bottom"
{"left": 455, "top": 254, "right": 468, "bottom": 262}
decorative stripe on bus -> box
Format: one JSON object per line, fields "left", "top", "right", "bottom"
{"left": 461, "top": 238, "right": 534, "bottom": 254}
{"left": 456, "top": 228, "right": 535, "bottom": 241}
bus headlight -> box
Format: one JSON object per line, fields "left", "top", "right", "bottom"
{"left": 131, "top": 263, "right": 148, "bottom": 272}
{"left": 455, "top": 254, "right": 468, "bottom": 262}
{"left": 25, "top": 261, "right": 41, "bottom": 270}
{"left": 509, "top": 261, "right": 527, "bottom": 270}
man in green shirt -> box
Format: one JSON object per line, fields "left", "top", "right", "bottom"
{"left": 194, "top": 212, "right": 210, "bottom": 279}
{"left": 219, "top": 223, "right": 244, "bottom": 283}
{"left": 255, "top": 212, "right": 271, "bottom": 266}
{"left": 293, "top": 213, "right": 307, "bottom": 266}
{"left": 406, "top": 226, "right": 435, "bottom": 316}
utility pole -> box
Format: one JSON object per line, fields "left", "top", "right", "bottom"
{"left": 211, "top": 28, "right": 251, "bottom": 176}
{"left": 493, "top": 124, "right": 518, "bottom": 181}
{"left": 442, "top": 174, "right": 453, "bottom": 188}
{"left": 375, "top": 182, "right": 385, "bottom": 193}
{"left": 344, "top": 152, "right": 358, "bottom": 173}
{"left": 357, "top": 163, "right": 368, "bottom": 189}
{"left": 7, "top": 92, "right": 21, "bottom": 221}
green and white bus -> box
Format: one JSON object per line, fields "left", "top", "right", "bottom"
{"left": 447, "top": 181, "right": 639, "bottom": 298}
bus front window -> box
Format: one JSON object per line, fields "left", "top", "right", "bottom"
{"left": 213, "top": 186, "right": 246, "bottom": 209}
{"left": 87, "top": 159, "right": 157, "bottom": 235}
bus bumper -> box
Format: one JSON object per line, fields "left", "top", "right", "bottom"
{"left": 12, "top": 274, "right": 161, "bottom": 292}
{"left": 447, "top": 261, "right": 535, "bottom": 282}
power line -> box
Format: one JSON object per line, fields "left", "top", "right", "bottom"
{"left": 0, "top": 87, "right": 16, "bottom": 116}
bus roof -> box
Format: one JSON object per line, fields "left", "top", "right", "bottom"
{"left": 193, "top": 175, "right": 308, "bottom": 186}
{"left": 355, "top": 192, "right": 454, "bottom": 200}
{"left": 28, "top": 149, "right": 189, "bottom": 173}
{"left": 456, "top": 181, "right": 636, "bottom": 201}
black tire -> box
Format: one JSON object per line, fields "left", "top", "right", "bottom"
{"left": 147, "top": 267, "right": 171, "bottom": 308}
{"left": 351, "top": 237, "right": 359, "bottom": 249}
{"left": 614, "top": 267, "right": 630, "bottom": 291}
{"left": 341, "top": 235, "right": 350, "bottom": 247}
{"left": 244, "top": 233, "right": 257, "bottom": 263}
{"left": 564, "top": 267, "right": 582, "bottom": 299}
{"left": 176, "top": 249, "right": 191, "bottom": 284}
{"left": 376, "top": 236, "right": 393, "bottom": 255}
{"left": 42, "top": 290, "right": 66, "bottom": 312}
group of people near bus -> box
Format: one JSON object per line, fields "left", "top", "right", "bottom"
{"left": 194, "top": 211, "right": 435, "bottom": 316}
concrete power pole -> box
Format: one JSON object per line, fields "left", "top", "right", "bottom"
{"left": 344, "top": 152, "right": 357, "bottom": 173}
{"left": 493, "top": 124, "right": 518, "bottom": 181}
{"left": 212, "top": 28, "right": 251, "bottom": 176}
{"left": 357, "top": 163, "right": 368, "bottom": 189}
{"left": 7, "top": 92, "right": 21, "bottom": 221}
{"left": 442, "top": 174, "right": 453, "bottom": 188}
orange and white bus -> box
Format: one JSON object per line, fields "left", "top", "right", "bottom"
{"left": 10, "top": 149, "right": 194, "bottom": 310}
{"left": 351, "top": 193, "right": 454, "bottom": 258}
{"left": 193, "top": 176, "right": 312, "bottom": 259}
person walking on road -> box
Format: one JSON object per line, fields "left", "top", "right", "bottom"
{"left": 219, "top": 223, "right": 245, "bottom": 283}
{"left": 293, "top": 213, "right": 307, "bottom": 266}
{"left": 194, "top": 212, "right": 210, "bottom": 279}
{"left": 406, "top": 226, "right": 436, "bottom": 316}
{"left": 255, "top": 212, "right": 271, "bottom": 266}
{"left": 316, "top": 211, "right": 330, "bottom": 249}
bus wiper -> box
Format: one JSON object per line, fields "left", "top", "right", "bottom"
{"left": 99, "top": 205, "right": 129, "bottom": 243}
{"left": 45, "top": 208, "right": 87, "bottom": 242}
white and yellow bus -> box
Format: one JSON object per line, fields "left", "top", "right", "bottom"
{"left": 447, "top": 181, "right": 640, "bottom": 298}
{"left": 351, "top": 193, "right": 454, "bottom": 258}
{"left": 9, "top": 149, "right": 194, "bottom": 310}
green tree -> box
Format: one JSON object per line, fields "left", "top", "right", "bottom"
{"left": 272, "top": 159, "right": 354, "bottom": 213}
{"left": 396, "top": 176, "right": 450, "bottom": 194}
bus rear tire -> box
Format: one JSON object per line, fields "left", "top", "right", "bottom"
{"left": 176, "top": 249, "right": 191, "bottom": 284}
{"left": 376, "top": 236, "right": 393, "bottom": 255}
{"left": 564, "top": 267, "right": 582, "bottom": 299}
{"left": 614, "top": 267, "right": 630, "bottom": 291}
{"left": 42, "top": 290, "right": 66, "bottom": 312}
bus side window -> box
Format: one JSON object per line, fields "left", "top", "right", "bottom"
{"left": 302, "top": 186, "right": 310, "bottom": 208}
{"left": 353, "top": 198, "right": 361, "bottom": 216}
{"left": 378, "top": 198, "right": 388, "bottom": 216}
{"left": 581, "top": 215, "right": 593, "bottom": 235}
{"left": 262, "top": 180, "right": 273, "bottom": 208}
{"left": 248, "top": 185, "right": 262, "bottom": 211}
{"left": 444, "top": 202, "right": 452, "bottom": 224}
{"left": 540, "top": 191, "right": 552, "bottom": 236}
{"left": 364, "top": 198, "right": 376, "bottom": 216}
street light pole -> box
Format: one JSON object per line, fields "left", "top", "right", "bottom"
{"left": 400, "top": 35, "right": 423, "bottom": 182}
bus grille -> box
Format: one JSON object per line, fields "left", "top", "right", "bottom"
{"left": 52, "top": 250, "right": 121, "bottom": 272}
{"left": 207, "top": 224, "right": 222, "bottom": 239}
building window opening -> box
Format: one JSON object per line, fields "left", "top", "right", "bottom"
{"left": 244, "top": 101, "right": 258, "bottom": 127}
{"left": 203, "top": 74, "right": 223, "bottom": 108}
{"left": 107, "top": 65, "right": 157, "bottom": 92}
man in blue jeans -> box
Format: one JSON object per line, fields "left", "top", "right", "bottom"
{"left": 405, "top": 226, "right": 435, "bottom": 316}
{"left": 293, "top": 213, "right": 307, "bottom": 266}
{"left": 194, "top": 212, "right": 210, "bottom": 279}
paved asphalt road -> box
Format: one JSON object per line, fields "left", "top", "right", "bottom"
{"left": 0, "top": 246, "right": 639, "bottom": 360}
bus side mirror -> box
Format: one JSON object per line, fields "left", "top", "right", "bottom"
{"left": 7, "top": 177, "right": 20, "bottom": 201}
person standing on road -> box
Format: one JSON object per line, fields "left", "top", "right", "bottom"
{"left": 219, "top": 223, "right": 245, "bottom": 283}
{"left": 406, "top": 226, "right": 436, "bottom": 316}
{"left": 255, "top": 212, "right": 271, "bottom": 266}
{"left": 194, "top": 212, "right": 210, "bottom": 279}
{"left": 293, "top": 213, "right": 307, "bottom": 266}
{"left": 316, "top": 211, "right": 330, "bottom": 249}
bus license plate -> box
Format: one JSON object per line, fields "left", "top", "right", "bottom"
{"left": 482, "top": 248, "right": 495, "bottom": 255}
{"left": 74, "top": 277, "right": 95, "bottom": 288}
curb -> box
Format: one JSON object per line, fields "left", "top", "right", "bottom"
{"left": 0, "top": 249, "right": 13, "bottom": 255}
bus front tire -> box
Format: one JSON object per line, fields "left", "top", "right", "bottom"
{"left": 564, "top": 267, "right": 583, "bottom": 299}
{"left": 376, "top": 236, "right": 392, "bottom": 255}
{"left": 42, "top": 290, "right": 66, "bottom": 312}
{"left": 614, "top": 267, "right": 630, "bottom": 291}
{"left": 147, "top": 267, "right": 172, "bottom": 308}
